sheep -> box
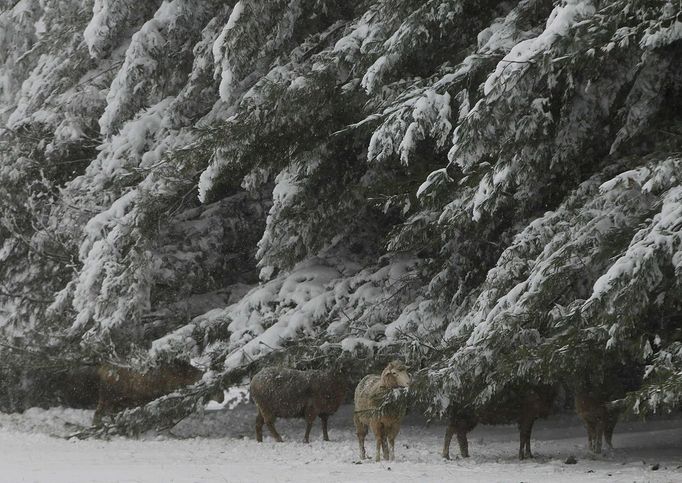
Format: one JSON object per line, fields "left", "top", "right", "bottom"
{"left": 249, "top": 366, "right": 347, "bottom": 443}
{"left": 93, "top": 360, "right": 223, "bottom": 425}
{"left": 442, "top": 384, "right": 557, "bottom": 460}
{"left": 574, "top": 389, "right": 621, "bottom": 454}
{"left": 574, "top": 363, "right": 643, "bottom": 453}
{"left": 353, "top": 361, "right": 411, "bottom": 462}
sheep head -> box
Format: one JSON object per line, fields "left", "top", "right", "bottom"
{"left": 380, "top": 361, "right": 411, "bottom": 389}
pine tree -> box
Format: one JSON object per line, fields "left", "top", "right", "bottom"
{"left": 0, "top": 0, "right": 680, "bottom": 434}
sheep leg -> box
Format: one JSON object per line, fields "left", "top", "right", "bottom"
{"left": 93, "top": 398, "right": 117, "bottom": 425}
{"left": 518, "top": 438, "right": 525, "bottom": 459}
{"left": 593, "top": 421, "right": 604, "bottom": 454}
{"left": 93, "top": 385, "right": 115, "bottom": 426}
{"left": 265, "top": 417, "right": 283, "bottom": 442}
{"left": 518, "top": 418, "right": 535, "bottom": 460}
{"left": 93, "top": 404, "right": 104, "bottom": 426}
{"left": 320, "top": 414, "right": 330, "bottom": 441}
{"left": 442, "top": 423, "right": 455, "bottom": 459}
{"left": 584, "top": 420, "right": 595, "bottom": 452}
{"left": 456, "top": 429, "right": 470, "bottom": 458}
{"left": 93, "top": 382, "right": 108, "bottom": 426}
{"left": 370, "top": 421, "right": 384, "bottom": 462}
{"left": 255, "top": 411, "right": 264, "bottom": 442}
{"left": 354, "top": 414, "right": 368, "bottom": 459}
{"left": 585, "top": 416, "right": 606, "bottom": 454}
{"left": 387, "top": 423, "right": 400, "bottom": 461}
{"left": 381, "top": 433, "right": 389, "bottom": 461}
{"left": 303, "top": 408, "right": 317, "bottom": 443}
{"left": 605, "top": 412, "right": 618, "bottom": 449}
{"left": 525, "top": 424, "right": 534, "bottom": 459}
{"left": 303, "top": 421, "right": 313, "bottom": 443}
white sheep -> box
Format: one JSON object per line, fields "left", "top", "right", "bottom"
{"left": 353, "top": 361, "right": 411, "bottom": 461}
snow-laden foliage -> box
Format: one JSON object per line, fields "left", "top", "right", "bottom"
{"left": 1, "top": 0, "right": 681, "bottom": 433}
{"left": 83, "top": 0, "right": 163, "bottom": 59}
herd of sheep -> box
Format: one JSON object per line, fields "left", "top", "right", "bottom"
{"left": 247, "top": 361, "right": 639, "bottom": 462}
{"left": 250, "top": 360, "right": 411, "bottom": 462}
{"left": 90, "top": 360, "right": 640, "bottom": 462}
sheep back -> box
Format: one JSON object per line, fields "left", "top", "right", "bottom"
{"left": 459, "top": 385, "right": 556, "bottom": 426}
{"left": 250, "top": 367, "right": 345, "bottom": 419}
{"left": 97, "top": 362, "right": 202, "bottom": 409}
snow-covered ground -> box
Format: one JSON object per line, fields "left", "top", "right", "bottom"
{"left": 1, "top": 402, "right": 681, "bottom": 483}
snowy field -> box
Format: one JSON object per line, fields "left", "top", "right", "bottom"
{"left": 1, "top": 402, "right": 681, "bottom": 483}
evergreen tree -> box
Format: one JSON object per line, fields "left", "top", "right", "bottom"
{"left": 0, "top": 0, "right": 680, "bottom": 433}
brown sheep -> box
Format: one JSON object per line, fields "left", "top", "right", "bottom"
{"left": 93, "top": 360, "right": 223, "bottom": 424}
{"left": 442, "top": 385, "right": 556, "bottom": 460}
{"left": 574, "top": 389, "right": 620, "bottom": 454}
{"left": 354, "top": 361, "right": 411, "bottom": 462}
{"left": 574, "top": 364, "right": 643, "bottom": 453}
{"left": 250, "top": 366, "right": 347, "bottom": 443}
